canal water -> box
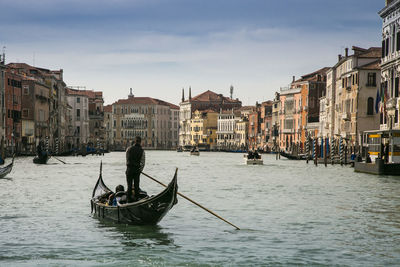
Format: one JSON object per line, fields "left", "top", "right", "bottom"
{"left": 1, "top": 151, "right": 400, "bottom": 266}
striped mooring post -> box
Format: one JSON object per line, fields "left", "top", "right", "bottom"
{"left": 45, "top": 136, "right": 49, "bottom": 152}
{"left": 55, "top": 138, "right": 59, "bottom": 155}
{"left": 305, "top": 136, "right": 310, "bottom": 163}
{"left": 340, "top": 137, "right": 344, "bottom": 166}
{"left": 331, "top": 138, "right": 335, "bottom": 165}
{"left": 313, "top": 138, "right": 317, "bottom": 166}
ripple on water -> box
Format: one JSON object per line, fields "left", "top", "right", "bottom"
{"left": 1, "top": 152, "right": 400, "bottom": 266}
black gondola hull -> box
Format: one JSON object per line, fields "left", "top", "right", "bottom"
{"left": 33, "top": 155, "right": 49, "bottom": 164}
{"left": 0, "top": 157, "right": 14, "bottom": 179}
{"left": 279, "top": 151, "right": 306, "bottom": 160}
{"left": 91, "top": 167, "right": 178, "bottom": 225}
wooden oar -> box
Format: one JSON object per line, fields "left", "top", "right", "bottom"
{"left": 52, "top": 156, "right": 66, "bottom": 164}
{"left": 141, "top": 171, "right": 240, "bottom": 230}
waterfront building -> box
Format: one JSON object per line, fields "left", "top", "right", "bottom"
{"left": 332, "top": 47, "right": 381, "bottom": 147}
{"left": 190, "top": 109, "right": 218, "bottom": 150}
{"left": 66, "top": 88, "right": 90, "bottom": 149}
{"left": 321, "top": 67, "right": 337, "bottom": 139}
{"left": 271, "top": 93, "right": 281, "bottom": 151}
{"left": 67, "top": 88, "right": 105, "bottom": 149}
{"left": 0, "top": 53, "right": 5, "bottom": 155}
{"left": 379, "top": 1, "right": 400, "bottom": 131}
{"left": 111, "top": 89, "right": 179, "bottom": 150}
{"left": 238, "top": 105, "right": 256, "bottom": 119}
{"left": 4, "top": 68, "right": 22, "bottom": 154}
{"left": 179, "top": 88, "right": 242, "bottom": 147}
{"left": 278, "top": 83, "right": 301, "bottom": 152}
{"left": 217, "top": 109, "right": 241, "bottom": 150}
{"left": 6, "top": 63, "right": 69, "bottom": 154}
{"left": 294, "top": 68, "right": 329, "bottom": 151}
{"left": 260, "top": 101, "right": 273, "bottom": 151}
{"left": 20, "top": 78, "right": 50, "bottom": 153}
{"left": 103, "top": 105, "right": 113, "bottom": 150}
{"left": 248, "top": 103, "right": 261, "bottom": 151}
{"left": 235, "top": 117, "right": 249, "bottom": 151}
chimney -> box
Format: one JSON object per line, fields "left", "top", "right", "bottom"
{"left": 345, "top": 47, "right": 349, "bottom": 57}
{"left": 181, "top": 88, "right": 185, "bottom": 102}
{"left": 292, "top": 76, "right": 295, "bottom": 83}
{"left": 189, "top": 86, "right": 192, "bottom": 100}
{"left": 128, "top": 88, "right": 134, "bottom": 99}
{"left": 338, "top": 54, "right": 342, "bottom": 61}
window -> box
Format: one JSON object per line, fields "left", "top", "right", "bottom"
{"left": 367, "top": 97, "right": 374, "bottom": 115}
{"left": 367, "top": 73, "right": 377, "bottom": 87}
{"left": 39, "top": 109, "right": 44, "bottom": 121}
{"left": 396, "top": 77, "right": 399, "bottom": 98}
{"left": 23, "top": 85, "right": 29, "bottom": 95}
{"left": 77, "top": 126, "right": 80, "bottom": 134}
{"left": 22, "top": 109, "right": 29, "bottom": 118}
{"left": 76, "top": 109, "right": 80, "bottom": 118}
{"left": 396, "top": 110, "right": 399, "bottom": 124}
{"left": 77, "top": 97, "right": 80, "bottom": 103}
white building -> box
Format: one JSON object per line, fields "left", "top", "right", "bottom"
{"left": 379, "top": 0, "right": 400, "bottom": 130}
{"left": 217, "top": 109, "right": 241, "bottom": 150}
{"left": 66, "top": 88, "right": 90, "bottom": 148}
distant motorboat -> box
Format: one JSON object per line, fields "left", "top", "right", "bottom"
{"left": 244, "top": 153, "right": 263, "bottom": 165}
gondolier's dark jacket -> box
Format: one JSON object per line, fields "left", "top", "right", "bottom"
{"left": 126, "top": 143, "right": 145, "bottom": 173}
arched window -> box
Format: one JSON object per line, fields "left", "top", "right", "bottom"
{"left": 367, "top": 97, "right": 374, "bottom": 115}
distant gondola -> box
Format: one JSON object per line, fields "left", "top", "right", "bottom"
{"left": 91, "top": 164, "right": 178, "bottom": 225}
{"left": 33, "top": 154, "right": 49, "bottom": 164}
{"left": 279, "top": 151, "right": 306, "bottom": 160}
{"left": 0, "top": 155, "right": 14, "bottom": 179}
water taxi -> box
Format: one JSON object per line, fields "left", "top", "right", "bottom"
{"left": 354, "top": 130, "right": 400, "bottom": 175}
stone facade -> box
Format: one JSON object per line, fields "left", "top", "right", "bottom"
{"left": 190, "top": 110, "right": 218, "bottom": 150}
{"left": 179, "top": 89, "right": 242, "bottom": 147}
{"left": 379, "top": 1, "right": 400, "bottom": 131}
{"left": 66, "top": 89, "right": 90, "bottom": 149}
{"left": 111, "top": 91, "right": 179, "bottom": 150}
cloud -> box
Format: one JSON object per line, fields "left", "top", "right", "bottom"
{"left": 0, "top": 0, "right": 384, "bottom": 105}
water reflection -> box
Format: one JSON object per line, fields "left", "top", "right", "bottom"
{"left": 96, "top": 220, "right": 176, "bottom": 247}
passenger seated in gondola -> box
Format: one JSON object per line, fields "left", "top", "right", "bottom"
{"left": 108, "top": 185, "right": 127, "bottom": 206}
{"left": 366, "top": 153, "right": 372, "bottom": 163}
{"left": 247, "top": 151, "right": 254, "bottom": 159}
{"left": 254, "top": 151, "right": 260, "bottom": 159}
{"left": 36, "top": 141, "right": 46, "bottom": 159}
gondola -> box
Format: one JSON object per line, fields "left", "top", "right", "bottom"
{"left": 91, "top": 163, "right": 178, "bottom": 225}
{"left": 33, "top": 154, "right": 49, "bottom": 164}
{"left": 0, "top": 155, "right": 14, "bottom": 179}
{"left": 279, "top": 151, "right": 306, "bottom": 160}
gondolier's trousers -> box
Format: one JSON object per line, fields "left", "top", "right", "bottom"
{"left": 126, "top": 168, "right": 140, "bottom": 201}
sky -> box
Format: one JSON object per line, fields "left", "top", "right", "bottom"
{"left": 0, "top": 0, "right": 384, "bottom": 106}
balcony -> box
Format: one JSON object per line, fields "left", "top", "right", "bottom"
{"left": 342, "top": 112, "right": 350, "bottom": 121}
{"left": 282, "top": 129, "right": 294, "bottom": 134}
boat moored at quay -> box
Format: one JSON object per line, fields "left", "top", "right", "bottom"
{"left": 354, "top": 130, "right": 400, "bottom": 175}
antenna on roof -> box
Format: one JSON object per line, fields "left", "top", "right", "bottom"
{"left": 1, "top": 46, "right": 5, "bottom": 64}
{"left": 230, "top": 85, "right": 234, "bottom": 99}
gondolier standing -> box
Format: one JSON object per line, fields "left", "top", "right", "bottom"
{"left": 126, "top": 136, "right": 145, "bottom": 202}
